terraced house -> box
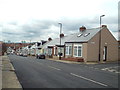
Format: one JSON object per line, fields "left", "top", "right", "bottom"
{"left": 42, "top": 25, "right": 118, "bottom": 62}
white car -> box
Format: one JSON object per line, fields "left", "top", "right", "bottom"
{"left": 23, "top": 53, "right": 27, "bottom": 57}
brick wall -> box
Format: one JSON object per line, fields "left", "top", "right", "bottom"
{"left": 62, "top": 57, "right": 84, "bottom": 62}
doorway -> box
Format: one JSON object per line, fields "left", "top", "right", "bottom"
{"left": 103, "top": 46, "right": 107, "bottom": 61}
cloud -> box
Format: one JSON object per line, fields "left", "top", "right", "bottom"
{"left": 1, "top": 15, "right": 118, "bottom": 42}
{"left": 0, "top": 0, "right": 119, "bottom": 42}
{"left": 111, "top": 31, "right": 119, "bottom": 40}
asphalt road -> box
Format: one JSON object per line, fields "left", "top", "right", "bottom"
{"left": 8, "top": 55, "right": 119, "bottom": 88}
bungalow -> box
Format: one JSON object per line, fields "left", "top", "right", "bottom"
{"left": 42, "top": 34, "right": 74, "bottom": 59}
{"left": 21, "top": 46, "right": 29, "bottom": 56}
{"left": 29, "top": 44, "right": 37, "bottom": 56}
{"left": 65, "top": 25, "right": 118, "bottom": 62}
{"left": 29, "top": 41, "right": 47, "bottom": 56}
{"left": 42, "top": 25, "right": 118, "bottom": 62}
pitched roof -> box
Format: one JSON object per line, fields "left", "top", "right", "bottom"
{"left": 65, "top": 27, "right": 101, "bottom": 43}
{"left": 42, "top": 27, "right": 104, "bottom": 48}
{"left": 42, "top": 34, "right": 74, "bottom": 48}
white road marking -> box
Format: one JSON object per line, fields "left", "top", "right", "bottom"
{"left": 70, "top": 73, "right": 108, "bottom": 87}
{"left": 48, "top": 66, "right": 61, "bottom": 71}
{"left": 101, "top": 66, "right": 120, "bottom": 74}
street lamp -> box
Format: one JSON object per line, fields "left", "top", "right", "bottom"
{"left": 100, "top": 15, "right": 105, "bottom": 27}
{"left": 98, "top": 15, "right": 105, "bottom": 62}
{"left": 58, "top": 23, "right": 62, "bottom": 60}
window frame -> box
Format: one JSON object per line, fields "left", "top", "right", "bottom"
{"left": 65, "top": 44, "right": 72, "bottom": 55}
{"left": 48, "top": 48, "right": 52, "bottom": 55}
{"left": 73, "top": 44, "right": 82, "bottom": 57}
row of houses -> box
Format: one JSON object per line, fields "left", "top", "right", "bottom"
{"left": 15, "top": 41, "right": 47, "bottom": 56}
{"left": 16, "top": 25, "right": 119, "bottom": 62}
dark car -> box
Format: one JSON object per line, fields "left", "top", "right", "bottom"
{"left": 36, "top": 54, "right": 46, "bottom": 59}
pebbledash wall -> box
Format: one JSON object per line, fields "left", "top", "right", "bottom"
{"left": 64, "top": 25, "right": 118, "bottom": 62}
{"left": 87, "top": 26, "right": 118, "bottom": 62}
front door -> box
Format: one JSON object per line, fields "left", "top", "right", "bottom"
{"left": 103, "top": 46, "right": 107, "bottom": 61}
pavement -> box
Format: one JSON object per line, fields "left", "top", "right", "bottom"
{"left": 0, "top": 56, "right": 2, "bottom": 90}
{"left": 1, "top": 55, "right": 22, "bottom": 89}
{"left": 47, "top": 58, "right": 109, "bottom": 64}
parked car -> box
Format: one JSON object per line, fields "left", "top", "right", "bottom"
{"left": 36, "top": 54, "right": 45, "bottom": 59}
{"left": 19, "top": 53, "right": 23, "bottom": 56}
{"left": 16, "top": 53, "right": 20, "bottom": 56}
{"left": 7, "top": 52, "right": 10, "bottom": 55}
{"left": 23, "top": 53, "right": 27, "bottom": 57}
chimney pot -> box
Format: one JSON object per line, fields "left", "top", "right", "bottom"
{"left": 102, "top": 25, "right": 107, "bottom": 28}
{"left": 60, "top": 33, "right": 64, "bottom": 38}
{"left": 48, "top": 37, "right": 52, "bottom": 41}
{"left": 79, "top": 26, "right": 86, "bottom": 32}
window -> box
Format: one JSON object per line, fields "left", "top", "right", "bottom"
{"left": 69, "top": 46, "right": 72, "bottom": 55}
{"left": 66, "top": 46, "right": 69, "bottom": 55}
{"left": 84, "top": 33, "right": 90, "bottom": 37}
{"left": 74, "top": 45, "right": 82, "bottom": 57}
{"left": 77, "top": 33, "right": 83, "bottom": 37}
{"left": 74, "top": 46, "right": 77, "bottom": 56}
{"left": 48, "top": 48, "right": 52, "bottom": 55}
{"left": 78, "top": 46, "right": 82, "bottom": 56}
{"left": 66, "top": 45, "right": 72, "bottom": 55}
{"left": 57, "top": 47, "right": 64, "bottom": 56}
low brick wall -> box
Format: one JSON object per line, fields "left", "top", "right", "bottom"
{"left": 62, "top": 57, "right": 84, "bottom": 62}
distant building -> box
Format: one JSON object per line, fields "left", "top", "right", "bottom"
{"left": 0, "top": 41, "right": 7, "bottom": 55}
{"left": 0, "top": 41, "right": 2, "bottom": 55}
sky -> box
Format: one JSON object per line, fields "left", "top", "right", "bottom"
{"left": 0, "top": 0, "right": 119, "bottom": 43}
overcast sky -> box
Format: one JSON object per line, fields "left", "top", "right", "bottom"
{"left": 0, "top": 0, "right": 119, "bottom": 42}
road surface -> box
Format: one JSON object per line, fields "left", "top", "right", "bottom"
{"left": 8, "top": 55, "right": 118, "bottom": 88}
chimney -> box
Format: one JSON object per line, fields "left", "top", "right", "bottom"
{"left": 60, "top": 33, "right": 64, "bottom": 38}
{"left": 48, "top": 37, "right": 52, "bottom": 41}
{"left": 102, "top": 25, "right": 107, "bottom": 28}
{"left": 79, "top": 26, "right": 86, "bottom": 32}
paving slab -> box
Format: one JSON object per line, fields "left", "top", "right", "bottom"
{"left": 2, "top": 55, "right": 22, "bottom": 89}
{"left": 47, "top": 58, "right": 98, "bottom": 64}
{"left": 0, "top": 56, "right": 2, "bottom": 90}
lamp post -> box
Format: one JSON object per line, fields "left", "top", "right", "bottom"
{"left": 58, "top": 23, "right": 62, "bottom": 60}
{"left": 99, "top": 15, "right": 105, "bottom": 62}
